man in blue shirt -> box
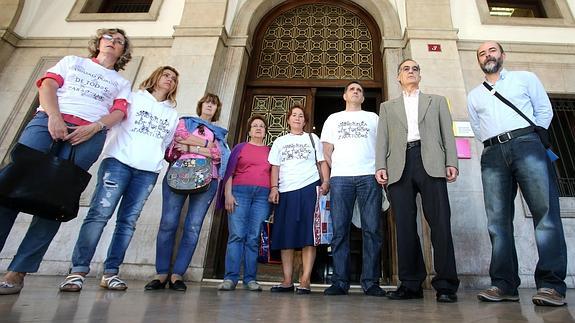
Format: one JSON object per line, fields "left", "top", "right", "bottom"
{"left": 467, "top": 41, "right": 567, "bottom": 307}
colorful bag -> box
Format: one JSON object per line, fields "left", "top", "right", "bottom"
{"left": 257, "top": 219, "right": 282, "bottom": 264}
{"left": 313, "top": 187, "right": 333, "bottom": 246}
{"left": 166, "top": 157, "right": 212, "bottom": 193}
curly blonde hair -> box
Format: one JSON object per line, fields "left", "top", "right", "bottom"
{"left": 87, "top": 28, "right": 132, "bottom": 71}
{"left": 139, "top": 66, "right": 179, "bottom": 106}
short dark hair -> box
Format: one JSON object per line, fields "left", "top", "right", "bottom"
{"left": 343, "top": 81, "right": 363, "bottom": 94}
{"left": 397, "top": 58, "right": 419, "bottom": 74}
{"left": 286, "top": 105, "right": 309, "bottom": 128}
{"left": 247, "top": 114, "right": 267, "bottom": 129}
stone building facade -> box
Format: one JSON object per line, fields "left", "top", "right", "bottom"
{"left": 0, "top": 0, "right": 574, "bottom": 288}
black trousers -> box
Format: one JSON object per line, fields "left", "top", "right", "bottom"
{"left": 387, "top": 146, "right": 459, "bottom": 293}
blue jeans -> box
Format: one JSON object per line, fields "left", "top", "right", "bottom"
{"left": 71, "top": 157, "right": 158, "bottom": 275}
{"left": 0, "top": 112, "right": 106, "bottom": 272}
{"left": 223, "top": 185, "right": 270, "bottom": 285}
{"left": 329, "top": 175, "right": 382, "bottom": 291}
{"left": 155, "top": 175, "right": 218, "bottom": 276}
{"left": 481, "top": 133, "right": 567, "bottom": 296}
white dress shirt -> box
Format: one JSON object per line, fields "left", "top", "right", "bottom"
{"left": 403, "top": 89, "right": 421, "bottom": 142}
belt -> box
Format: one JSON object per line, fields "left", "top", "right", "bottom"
{"left": 406, "top": 140, "right": 421, "bottom": 150}
{"left": 483, "top": 127, "right": 534, "bottom": 147}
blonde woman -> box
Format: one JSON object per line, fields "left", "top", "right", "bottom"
{"left": 59, "top": 66, "right": 180, "bottom": 292}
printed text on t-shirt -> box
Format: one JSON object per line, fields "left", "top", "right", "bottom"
{"left": 132, "top": 110, "right": 172, "bottom": 139}
{"left": 337, "top": 121, "right": 369, "bottom": 140}
{"left": 66, "top": 64, "right": 120, "bottom": 103}
{"left": 280, "top": 143, "right": 312, "bottom": 162}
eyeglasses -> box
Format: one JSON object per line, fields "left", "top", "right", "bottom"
{"left": 101, "top": 34, "right": 126, "bottom": 46}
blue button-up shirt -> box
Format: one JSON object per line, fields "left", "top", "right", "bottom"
{"left": 467, "top": 68, "right": 553, "bottom": 142}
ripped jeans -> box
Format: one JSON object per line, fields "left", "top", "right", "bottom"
{"left": 70, "top": 157, "right": 159, "bottom": 275}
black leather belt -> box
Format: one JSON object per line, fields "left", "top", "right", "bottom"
{"left": 407, "top": 140, "right": 421, "bottom": 150}
{"left": 483, "top": 127, "right": 534, "bottom": 147}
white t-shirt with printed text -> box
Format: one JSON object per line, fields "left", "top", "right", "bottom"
{"left": 103, "top": 90, "right": 179, "bottom": 173}
{"left": 39, "top": 55, "right": 132, "bottom": 121}
{"left": 268, "top": 132, "right": 324, "bottom": 193}
{"left": 320, "top": 110, "right": 378, "bottom": 177}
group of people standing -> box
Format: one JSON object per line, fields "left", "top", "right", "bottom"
{"left": 0, "top": 26, "right": 567, "bottom": 308}
{"left": 0, "top": 28, "right": 231, "bottom": 296}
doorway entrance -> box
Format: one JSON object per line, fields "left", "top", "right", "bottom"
{"left": 205, "top": 0, "right": 392, "bottom": 285}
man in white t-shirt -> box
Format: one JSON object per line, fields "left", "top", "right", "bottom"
{"left": 321, "top": 81, "right": 384, "bottom": 296}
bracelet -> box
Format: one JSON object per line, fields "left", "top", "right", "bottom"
{"left": 196, "top": 146, "right": 201, "bottom": 154}
{"left": 96, "top": 121, "right": 106, "bottom": 131}
{"left": 271, "top": 185, "right": 279, "bottom": 189}
{"left": 204, "top": 139, "right": 208, "bottom": 148}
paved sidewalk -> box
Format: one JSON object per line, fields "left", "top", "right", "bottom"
{"left": 0, "top": 276, "right": 573, "bottom": 322}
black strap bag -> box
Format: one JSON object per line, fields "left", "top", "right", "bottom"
{"left": 482, "top": 82, "right": 558, "bottom": 161}
{"left": 0, "top": 142, "right": 92, "bottom": 222}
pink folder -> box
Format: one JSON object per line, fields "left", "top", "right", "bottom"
{"left": 456, "top": 138, "right": 471, "bottom": 159}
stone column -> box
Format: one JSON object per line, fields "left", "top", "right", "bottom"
{"left": 0, "top": 0, "right": 23, "bottom": 74}
{"left": 168, "top": 0, "right": 252, "bottom": 282}
{"left": 403, "top": 0, "right": 487, "bottom": 287}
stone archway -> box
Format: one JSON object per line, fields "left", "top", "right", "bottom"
{"left": 203, "top": 0, "right": 403, "bottom": 284}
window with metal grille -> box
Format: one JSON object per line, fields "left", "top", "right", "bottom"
{"left": 487, "top": 0, "right": 547, "bottom": 17}
{"left": 549, "top": 97, "right": 575, "bottom": 197}
{"left": 82, "top": 0, "right": 152, "bottom": 13}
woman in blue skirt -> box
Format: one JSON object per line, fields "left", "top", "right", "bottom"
{"left": 268, "top": 105, "right": 330, "bottom": 294}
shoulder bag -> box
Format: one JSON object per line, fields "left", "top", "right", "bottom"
{"left": 482, "top": 82, "right": 558, "bottom": 161}
{"left": 0, "top": 142, "right": 92, "bottom": 222}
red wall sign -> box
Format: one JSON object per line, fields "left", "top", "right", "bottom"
{"left": 428, "top": 44, "right": 442, "bottom": 52}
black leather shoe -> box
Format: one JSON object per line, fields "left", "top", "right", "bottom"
{"left": 437, "top": 293, "right": 458, "bottom": 303}
{"left": 169, "top": 280, "right": 187, "bottom": 291}
{"left": 296, "top": 287, "right": 311, "bottom": 295}
{"left": 144, "top": 279, "right": 167, "bottom": 291}
{"left": 323, "top": 284, "right": 348, "bottom": 296}
{"left": 270, "top": 284, "right": 294, "bottom": 292}
{"left": 387, "top": 286, "right": 423, "bottom": 300}
{"left": 364, "top": 285, "right": 387, "bottom": 297}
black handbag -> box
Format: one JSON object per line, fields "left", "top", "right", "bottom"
{"left": 0, "top": 142, "right": 92, "bottom": 222}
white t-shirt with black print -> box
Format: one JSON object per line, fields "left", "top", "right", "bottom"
{"left": 103, "top": 90, "right": 179, "bottom": 173}
{"left": 320, "top": 110, "right": 378, "bottom": 177}
{"left": 39, "top": 55, "right": 132, "bottom": 121}
{"left": 268, "top": 132, "right": 324, "bottom": 193}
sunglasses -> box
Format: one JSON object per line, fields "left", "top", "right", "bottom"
{"left": 101, "top": 34, "right": 126, "bottom": 46}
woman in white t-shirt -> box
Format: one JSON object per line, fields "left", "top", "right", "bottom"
{"left": 0, "top": 28, "right": 133, "bottom": 295}
{"left": 59, "top": 66, "right": 180, "bottom": 292}
{"left": 267, "top": 105, "right": 330, "bottom": 294}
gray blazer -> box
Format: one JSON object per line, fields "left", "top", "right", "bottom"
{"left": 375, "top": 92, "right": 458, "bottom": 186}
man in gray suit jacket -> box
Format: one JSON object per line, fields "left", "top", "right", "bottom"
{"left": 375, "top": 58, "right": 459, "bottom": 303}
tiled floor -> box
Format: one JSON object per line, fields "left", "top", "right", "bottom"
{"left": 0, "top": 276, "right": 574, "bottom": 322}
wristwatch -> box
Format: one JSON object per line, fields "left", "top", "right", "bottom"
{"left": 96, "top": 121, "right": 107, "bottom": 131}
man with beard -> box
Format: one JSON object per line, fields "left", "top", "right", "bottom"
{"left": 467, "top": 41, "right": 567, "bottom": 306}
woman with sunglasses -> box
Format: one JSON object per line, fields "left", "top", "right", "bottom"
{"left": 59, "top": 66, "right": 180, "bottom": 292}
{"left": 144, "top": 93, "right": 230, "bottom": 292}
{"left": 0, "top": 28, "right": 132, "bottom": 295}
